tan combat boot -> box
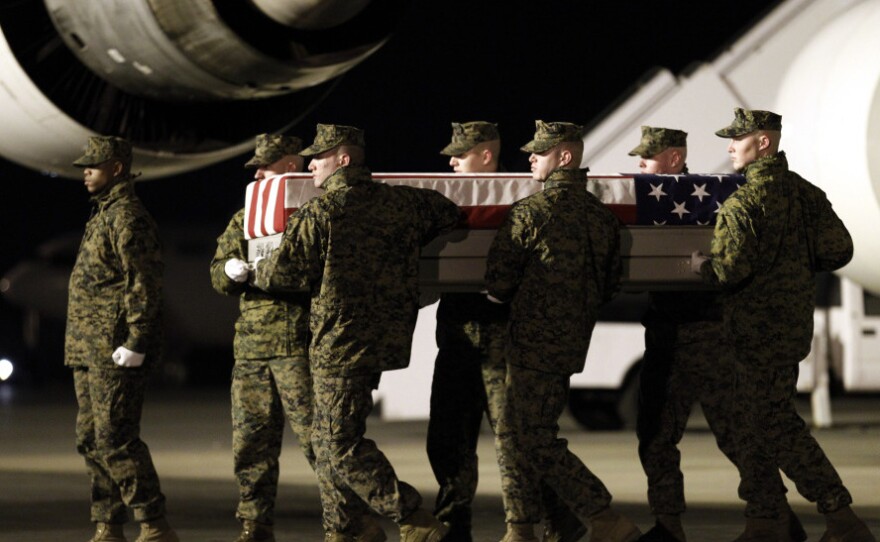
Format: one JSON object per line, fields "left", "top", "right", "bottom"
{"left": 134, "top": 517, "right": 179, "bottom": 542}
{"left": 501, "top": 523, "right": 539, "bottom": 542}
{"left": 399, "top": 508, "right": 450, "bottom": 542}
{"left": 90, "top": 522, "right": 127, "bottom": 542}
{"left": 820, "top": 506, "right": 877, "bottom": 542}
{"left": 356, "top": 514, "right": 387, "bottom": 542}
{"left": 732, "top": 517, "right": 783, "bottom": 542}
{"left": 588, "top": 507, "right": 641, "bottom": 542}
{"left": 543, "top": 506, "right": 586, "bottom": 542}
{"left": 236, "top": 520, "right": 275, "bottom": 542}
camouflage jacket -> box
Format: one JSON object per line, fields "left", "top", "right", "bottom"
{"left": 64, "top": 180, "right": 163, "bottom": 368}
{"left": 485, "top": 168, "right": 622, "bottom": 375}
{"left": 210, "top": 208, "right": 310, "bottom": 361}
{"left": 255, "top": 165, "right": 461, "bottom": 376}
{"left": 700, "top": 152, "right": 853, "bottom": 366}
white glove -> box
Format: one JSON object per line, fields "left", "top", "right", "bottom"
{"left": 224, "top": 258, "right": 250, "bottom": 282}
{"left": 483, "top": 290, "right": 505, "bottom": 304}
{"left": 112, "top": 346, "right": 145, "bottom": 368}
{"left": 690, "top": 250, "right": 709, "bottom": 274}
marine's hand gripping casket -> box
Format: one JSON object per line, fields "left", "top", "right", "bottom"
{"left": 243, "top": 172, "right": 745, "bottom": 291}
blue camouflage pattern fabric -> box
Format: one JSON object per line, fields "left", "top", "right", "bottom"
{"left": 254, "top": 163, "right": 459, "bottom": 533}
{"left": 700, "top": 151, "right": 854, "bottom": 519}
{"left": 255, "top": 165, "right": 461, "bottom": 376}
{"left": 65, "top": 181, "right": 163, "bottom": 368}
{"left": 485, "top": 168, "right": 622, "bottom": 375}
{"left": 486, "top": 166, "right": 623, "bottom": 524}
{"left": 65, "top": 178, "right": 168, "bottom": 523}
{"left": 699, "top": 152, "right": 853, "bottom": 367}
{"left": 210, "top": 208, "right": 315, "bottom": 525}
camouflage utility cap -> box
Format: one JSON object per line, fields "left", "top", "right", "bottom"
{"left": 628, "top": 126, "right": 687, "bottom": 157}
{"left": 520, "top": 120, "right": 583, "bottom": 153}
{"left": 440, "top": 121, "right": 500, "bottom": 156}
{"left": 715, "top": 108, "right": 782, "bottom": 138}
{"left": 245, "top": 133, "right": 304, "bottom": 167}
{"left": 300, "top": 124, "right": 365, "bottom": 157}
{"left": 73, "top": 136, "right": 132, "bottom": 167}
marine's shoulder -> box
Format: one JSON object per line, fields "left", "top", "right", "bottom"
{"left": 104, "top": 194, "right": 156, "bottom": 230}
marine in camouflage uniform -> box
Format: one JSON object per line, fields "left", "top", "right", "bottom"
{"left": 428, "top": 121, "right": 510, "bottom": 541}
{"left": 254, "top": 124, "right": 460, "bottom": 542}
{"left": 209, "top": 134, "right": 316, "bottom": 541}
{"left": 485, "top": 121, "right": 640, "bottom": 542}
{"left": 695, "top": 109, "right": 875, "bottom": 542}
{"left": 630, "top": 126, "right": 797, "bottom": 542}
{"left": 66, "top": 136, "right": 179, "bottom": 541}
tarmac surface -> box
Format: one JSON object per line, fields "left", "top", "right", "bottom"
{"left": 1, "top": 382, "right": 878, "bottom": 542}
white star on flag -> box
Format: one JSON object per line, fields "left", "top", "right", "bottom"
{"left": 691, "top": 183, "right": 710, "bottom": 202}
{"left": 648, "top": 183, "right": 667, "bottom": 201}
{"left": 715, "top": 201, "right": 723, "bottom": 214}
{"left": 653, "top": 219, "right": 667, "bottom": 225}
{"left": 671, "top": 201, "right": 690, "bottom": 219}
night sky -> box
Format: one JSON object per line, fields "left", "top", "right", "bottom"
{"left": 0, "top": 1, "right": 777, "bottom": 379}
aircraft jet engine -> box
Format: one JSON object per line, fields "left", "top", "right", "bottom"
{"left": 0, "top": 0, "right": 407, "bottom": 179}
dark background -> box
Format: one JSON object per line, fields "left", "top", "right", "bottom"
{"left": 0, "top": 1, "right": 778, "bottom": 384}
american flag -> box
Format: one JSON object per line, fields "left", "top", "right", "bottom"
{"left": 591, "top": 174, "right": 745, "bottom": 226}
{"left": 243, "top": 173, "right": 745, "bottom": 239}
{"left": 244, "top": 173, "right": 320, "bottom": 240}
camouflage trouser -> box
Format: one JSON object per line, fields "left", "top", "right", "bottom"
{"left": 636, "top": 333, "right": 788, "bottom": 515}
{"left": 312, "top": 372, "right": 421, "bottom": 533}
{"left": 232, "top": 357, "right": 316, "bottom": 525}
{"left": 496, "top": 364, "right": 612, "bottom": 524}
{"left": 426, "top": 320, "right": 507, "bottom": 527}
{"left": 72, "top": 366, "right": 166, "bottom": 523}
{"left": 735, "top": 362, "right": 852, "bottom": 517}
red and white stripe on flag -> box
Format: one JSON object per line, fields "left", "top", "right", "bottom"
{"left": 588, "top": 175, "right": 637, "bottom": 224}
{"left": 376, "top": 173, "right": 539, "bottom": 229}
{"left": 243, "top": 173, "right": 639, "bottom": 240}
{"left": 244, "top": 174, "right": 321, "bottom": 240}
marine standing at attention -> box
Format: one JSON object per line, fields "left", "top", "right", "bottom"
{"left": 66, "top": 135, "right": 179, "bottom": 542}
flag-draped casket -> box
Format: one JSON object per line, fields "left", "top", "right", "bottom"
{"left": 244, "top": 172, "right": 744, "bottom": 291}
